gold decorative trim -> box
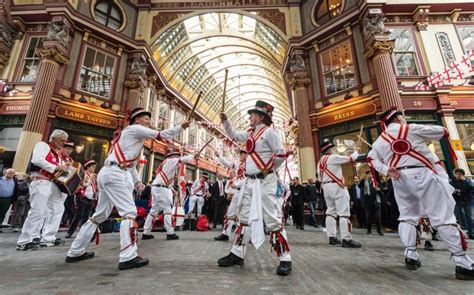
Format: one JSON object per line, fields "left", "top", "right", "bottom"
{"left": 364, "top": 39, "right": 395, "bottom": 59}
{"left": 36, "top": 47, "right": 69, "bottom": 64}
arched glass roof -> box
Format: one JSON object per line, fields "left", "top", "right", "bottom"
{"left": 152, "top": 12, "right": 291, "bottom": 129}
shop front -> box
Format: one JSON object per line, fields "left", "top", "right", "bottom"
{"left": 313, "top": 99, "right": 378, "bottom": 185}
{"left": 454, "top": 112, "right": 474, "bottom": 175}
{"left": 52, "top": 104, "right": 118, "bottom": 168}
{"left": 0, "top": 100, "right": 30, "bottom": 169}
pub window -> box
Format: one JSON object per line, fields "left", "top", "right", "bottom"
{"left": 174, "top": 110, "right": 184, "bottom": 142}
{"left": 457, "top": 26, "right": 474, "bottom": 67}
{"left": 188, "top": 124, "right": 197, "bottom": 146}
{"left": 78, "top": 47, "right": 115, "bottom": 98}
{"left": 158, "top": 102, "right": 170, "bottom": 130}
{"left": 94, "top": 1, "right": 123, "bottom": 30}
{"left": 388, "top": 27, "right": 419, "bottom": 76}
{"left": 321, "top": 41, "right": 355, "bottom": 95}
{"left": 19, "top": 37, "right": 44, "bottom": 82}
{"left": 314, "top": 0, "right": 344, "bottom": 25}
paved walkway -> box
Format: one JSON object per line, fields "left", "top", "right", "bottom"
{"left": 0, "top": 226, "right": 473, "bottom": 294}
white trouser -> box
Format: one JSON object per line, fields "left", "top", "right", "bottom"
{"left": 187, "top": 195, "right": 204, "bottom": 218}
{"left": 323, "top": 183, "right": 352, "bottom": 241}
{"left": 393, "top": 168, "right": 473, "bottom": 269}
{"left": 231, "top": 174, "right": 290, "bottom": 262}
{"left": 17, "top": 180, "right": 62, "bottom": 245}
{"left": 40, "top": 192, "right": 68, "bottom": 242}
{"left": 222, "top": 190, "right": 242, "bottom": 236}
{"left": 143, "top": 186, "right": 174, "bottom": 235}
{"left": 67, "top": 166, "right": 138, "bottom": 263}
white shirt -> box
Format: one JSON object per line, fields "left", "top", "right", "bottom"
{"left": 30, "top": 142, "right": 63, "bottom": 176}
{"left": 367, "top": 123, "right": 445, "bottom": 175}
{"left": 152, "top": 155, "right": 194, "bottom": 187}
{"left": 317, "top": 151, "right": 359, "bottom": 183}
{"left": 217, "top": 180, "right": 224, "bottom": 196}
{"left": 191, "top": 179, "right": 208, "bottom": 196}
{"left": 106, "top": 124, "right": 183, "bottom": 183}
{"left": 219, "top": 157, "right": 246, "bottom": 190}
{"left": 223, "top": 121, "right": 286, "bottom": 175}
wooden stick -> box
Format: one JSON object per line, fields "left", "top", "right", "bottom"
{"left": 221, "top": 70, "right": 228, "bottom": 113}
{"left": 357, "top": 135, "right": 372, "bottom": 148}
{"left": 356, "top": 125, "right": 364, "bottom": 149}
{"left": 198, "top": 138, "right": 214, "bottom": 155}
{"left": 188, "top": 91, "right": 203, "bottom": 121}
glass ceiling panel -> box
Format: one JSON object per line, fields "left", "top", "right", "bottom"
{"left": 153, "top": 12, "right": 290, "bottom": 128}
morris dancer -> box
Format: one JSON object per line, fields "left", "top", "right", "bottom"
{"left": 39, "top": 141, "right": 76, "bottom": 247}
{"left": 217, "top": 100, "right": 292, "bottom": 276}
{"left": 16, "top": 130, "right": 69, "bottom": 250}
{"left": 186, "top": 174, "right": 209, "bottom": 230}
{"left": 317, "top": 141, "right": 361, "bottom": 248}
{"left": 66, "top": 107, "right": 189, "bottom": 270}
{"left": 367, "top": 107, "right": 473, "bottom": 280}
{"left": 214, "top": 148, "right": 247, "bottom": 241}
{"left": 142, "top": 147, "right": 198, "bottom": 241}
{"left": 65, "top": 159, "right": 98, "bottom": 239}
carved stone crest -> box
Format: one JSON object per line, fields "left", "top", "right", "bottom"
{"left": 46, "top": 21, "right": 69, "bottom": 48}
{"left": 130, "top": 57, "right": 147, "bottom": 76}
{"left": 0, "top": 19, "right": 18, "bottom": 48}
{"left": 363, "top": 13, "right": 389, "bottom": 41}
{"left": 289, "top": 54, "right": 306, "bottom": 73}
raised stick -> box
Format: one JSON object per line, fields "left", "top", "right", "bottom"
{"left": 357, "top": 135, "right": 372, "bottom": 148}
{"left": 188, "top": 91, "right": 203, "bottom": 121}
{"left": 356, "top": 125, "right": 364, "bottom": 149}
{"left": 221, "top": 70, "right": 229, "bottom": 112}
{"left": 198, "top": 138, "right": 214, "bottom": 155}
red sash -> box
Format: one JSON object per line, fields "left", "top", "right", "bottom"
{"left": 318, "top": 155, "right": 345, "bottom": 187}
{"left": 237, "top": 162, "right": 246, "bottom": 179}
{"left": 246, "top": 127, "right": 274, "bottom": 173}
{"left": 154, "top": 160, "right": 180, "bottom": 187}
{"left": 39, "top": 143, "right": 60, "bottom": 179}
{"left": 379, "top": 124, "right": 436, "bottom": 173}
{"left": 109, "top": 131, "right": 138, "bottom": 165}
{"left": 193, "top": 182, "right": 206, "bottom": 195}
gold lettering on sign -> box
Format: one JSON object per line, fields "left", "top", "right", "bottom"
{"left": 413, "top": 101, "right": 422, "bottom": 107}
{"left": 5, "top": 105, "right": 30, "bottom": 111}
{"left": 334, "top": 111, "right": 355, "bottom": 121}
{"left": 64, "top": 110, "right": 84, "bottom": 119}
{"left": 449, "top": 100, "right": 458, "bottom": 106}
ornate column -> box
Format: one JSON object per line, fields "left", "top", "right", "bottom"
{"left": 438, "top": 93, "right": 471, "bottom": 175}
{"left": 124, "top": 55, "right": 147, "bottom": 111}
{"left": 287, "top": 66, "right": 316, "bottom": 182}
{"left": 363, "top": 13, "right": 403, "bottom": 111}
{"left": 13, "top": 21, "right": 70, "bottom": 173}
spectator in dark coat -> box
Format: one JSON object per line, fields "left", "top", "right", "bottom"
{"left": 362, "top": 172, "right": 383, "bottom": 235}
{"left": 211, "top": 175, "right": 227, "bottom": 228}
{"left": 305, "top": 178, "right": 319, "bottom": 227}
{"left": 12, "top": 174, "right": 31, "bottom": 230}
{"left": 451, "top": 168, "right": 474, "bottom": 239}
{"left": 290, "top": 177, "right": 306, "bottom": 230}
{"left": 349, "top": 176, "right": 365, "bottom": 228}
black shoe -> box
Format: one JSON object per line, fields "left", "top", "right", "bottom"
{"left": 190, "top": 219, "right": 196, "bottom": 231}
{"left": 300, "top": 227, "right": 305, "bottom": 230}
{"left": 405, "top": 258, "right": 421, "bottom": 270}
{"left": 341, "top": 239, "right": 362, "bottom": 248}
{"left": 65, "top": 233, "right": 73, "bottom": 239}
{"left": 65, "top": 252, "right": 95, "bottom": 263}
{"left": 455, "top": 265, "right": 474, "bottom": 280}
{"left": 367, "top": 231, "right": 372, "bottom": 235}
{"left": 214, "top": 234, "right": 229, "bottom": 241}
{"left": 157, "top": 228, "right": 167, "bottom": 232}
{"left": 276, "top": 261, "right": 292, "bottom": 276}
{"left": 142, "top": 234, "right": 154, "bottom": 240}
{"left": 329, "top": 237, "right": 341, "bottom": 245}
{"left": 314, "top": 225, "right": 319, "bottom": 228}
{"left": 118, "top": 256, "right": 149, "bottom": 270}
{"left": 212, "top": 224, "right": 217, "bottom": 229}
{"left": 469, "top": 235, "right": 474, "bottom": 240}
{"left": 166, "top": 234, "right": 179, "bottom": 240}
{"left": 32, "top": 238, "right": 40, "bottom": 245}
{"left": 377, "top": 231, "right": 384, "bottom": 236}
{"left": 218, "top": 252, "right": 244, "bottom": 267}
{"left": 424, "top": 241, "right": 434, "bottom": 251}
{"left": 16, "top": 242, "right": 39, "bottom": 251}
{"left": 183, "top": 219, "right": 190, "bottom": 231}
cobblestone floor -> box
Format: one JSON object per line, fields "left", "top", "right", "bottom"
{"left": 0, "top": 226, "right": 473, "bottom": 294}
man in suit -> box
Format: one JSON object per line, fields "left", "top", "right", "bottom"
{"left": 290, "top": 177, "right": 306, "bottom": 230}
{"left": 349, "top": 176, "right": 365, "bottom": 228}
{"left": 211, "top": 174, "right": 227, "bottom": 228}
{"left": 362, "top": 173, "right": 383, "bottom": 235}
